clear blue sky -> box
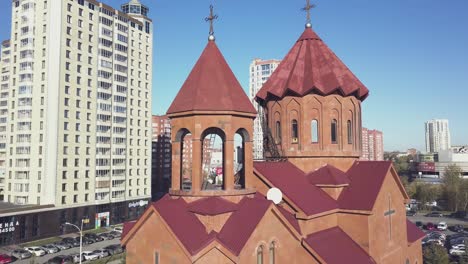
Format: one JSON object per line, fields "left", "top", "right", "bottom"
{"left": 1, "top": 0, "right": 467, "bottom": 151}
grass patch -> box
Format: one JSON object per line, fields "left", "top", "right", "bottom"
{"left": 83, "top": 227, "right": 109, "bottom": 235}
{"left": 88, "top": 252, "right": 126, "bottom": 264}
{"left": 20, "top": 236, "right": 62, "bottom": 247}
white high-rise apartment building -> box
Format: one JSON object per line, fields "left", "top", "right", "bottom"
{"left": 0, "top": 0, "right": 152, "bottom": 207}
{"left": 425, "top": 119, "right": 451, "bottom": 153}
{"left": 248, "top": 59, "right": 281, "bottom": 159}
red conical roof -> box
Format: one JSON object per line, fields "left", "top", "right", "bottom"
{"left": 167, "top": 41, "right": 256, "bottom": 115}
{"left": 255, "top": 27, "right": 369, "bottom": 103}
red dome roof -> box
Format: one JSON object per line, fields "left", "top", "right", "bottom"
{"left": 255, "top": 28, "right": 369, "bottom": 103}
{"left": 167, "top": 41, "right": 256, "bottom": 115}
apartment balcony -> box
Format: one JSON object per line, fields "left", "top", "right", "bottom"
{"left": 95, "top": 180, "right": 111, "bottom": 189}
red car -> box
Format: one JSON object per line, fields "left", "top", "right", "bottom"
{"left": 0, "top": 254, "right": 13, "bottom": 264}
{"left": 426, "top": 222, "right": 436, "bottom": 231}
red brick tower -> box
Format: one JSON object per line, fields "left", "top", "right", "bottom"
{"left": 255, "top": 25, "right": 369, "bottom": 172}
{"left": 166, "top": 32, "right": 257, "bottom": 198}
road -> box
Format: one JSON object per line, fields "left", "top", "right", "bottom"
{"left": 13, "top": 237, "right": 121, "bottom": 264}
{"left": 408, "top": 213, "right": 468, "bottom": 226}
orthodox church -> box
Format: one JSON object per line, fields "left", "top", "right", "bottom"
{"left": 121, "top": 5, "right": 424, "bottom": 264}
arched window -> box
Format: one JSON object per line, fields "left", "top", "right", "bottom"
{"left": 405, "top": 259, "right": 409, "bottom": 264}
{"left": 311, "top": 120, "right": 319, "bottom": 143}
{"left": 347, "top": 120, "right": 353, "bottom": 144}
{"left": 257, "top": 245, "right": 264, "bottom": 264}
{"left": 291, "top": 120, "right": 298, "bottom": 143}
{"left": 201, "top": 128, "right": 226, "bottom": 191}
{"left": 269, "top": 242, "right": 276, "bottom": 264}
{"left": 331, "top": 119, "right": 338, "bottom": 144}
{"left": 275, "top": 121, "right": 281, "bottom": 143}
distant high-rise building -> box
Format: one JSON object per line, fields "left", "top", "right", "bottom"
{"left": 248, "top": 59, "right": 281, "bottom": 159}
{"left": 152, "top": 115, "right": 172, "bottom": 198}
{"left": 425, "top": 119, "right": 451, "bottom": 153}
{"left": 361, "top": 128, "right": 384, "bottom": 161}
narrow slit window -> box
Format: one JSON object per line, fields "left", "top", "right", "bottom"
{"left": 331, "top": 119, "right": 338, "bottom": 144}
{"left": 275, "top": 121, "right": 281, "bottom": 143}
{"left": 292, "top": 119, "right": 298, "bottom": 143}
{"left": 311, "top": 120, "right": 318, "bottom": 143}
{"left": 347, "top": 120, "right": 353, "bottom": 144}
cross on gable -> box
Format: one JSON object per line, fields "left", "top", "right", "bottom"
{"left": 384, "top": 196, "right": 396, "bottom": 240}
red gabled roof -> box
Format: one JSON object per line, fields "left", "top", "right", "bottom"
{"left": 153, "top": 196, "right": 211, "bottom": 255}
{"left": 254, "top": 161, "right": 338, "bottom": 216}
{"left": 217, "top": 195, "right": 272, "bottom": 256}
{"left": 167, "top": 41, "right": 256, "bottom": 115}
{"left": 255, "top": 27, "right": 369, "bottom": 103}
{"left": 277, "top": 206, "right": 301, "bottom": 235}
{"left": 306, "top": 164, "right": 350, "bottom": 186}
{"left": 304, "top": 227, "right": 375, "bottom": 264}
{"left": 407, "top": 219, "right": 426, "bottom": 244}
{"left": 121, "top": 221, "right": 137, "bottom": 241}
{"left": 338, "top": 161, "right": 392, "bottom": 211}
{"left": 188, "top": 196, "right": 238, "bottom": 216}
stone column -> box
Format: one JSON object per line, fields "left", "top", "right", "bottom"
{"left": 191, "top": 138, "right": 202, "bottom": 191}
{"left": 171, "top": 141, "right": 181, "bottom": 191}
{"left": 243, "top": 140, "right": 253, "bottom": 189}
{"left": 224, "top": 140, "right": 234, "bottom": 190}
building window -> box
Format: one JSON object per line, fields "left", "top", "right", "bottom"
{"left": 154, "top": 252, "right": 159, "bottom": 264}
{"left": 347, "top": 120, "right": 353, "bottom": 144}
{"left": 257, "top": 245, "right": 264, "bottom": 264}
{"left": 291, "top": 120, "right": 298, "bottom": 143}
{"left": 311, "top": 120, "right": 319, "bottom": 143}
{"left": 269, "top": 242, "right": 276, "bottom": 264}
{"left": 275, "top": 121, "right": 281, "bottom": 143}
{"left": 331, "top": 119, "right": 338, "bottom": 144}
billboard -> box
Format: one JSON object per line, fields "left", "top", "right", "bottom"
{"left": 418, "top": 162, "right": 436, "bottom": 172}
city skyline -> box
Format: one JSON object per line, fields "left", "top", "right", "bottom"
{"left": 1, "top": 0, "right": 467, "bottom": 151}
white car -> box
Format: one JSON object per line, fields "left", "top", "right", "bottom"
{"left": 450, "top": 248, "right": 466, "bottom": 256}
{"left": 92, "top": 249, "right": 110, "bottom": 258}
{"left": 437, "top": 222, "right": 448, "bottom": 231}
{"left": 82, "top": 251, "right": 100, "bottom": 261}
{"left": 452, "top": 244, "right": 466, "bottom": 250}
{"left": 24, "top": 246, "right": 46, "bottom": 257}
{"left": 113, "top": 226, "right": 123, "bottom": 233}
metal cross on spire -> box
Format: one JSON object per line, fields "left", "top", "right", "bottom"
{"left": 301, "top": 0, "right": 316, "bottom": 28}
{"left": 205, "top": 5, "right": 218, "bottom": 41}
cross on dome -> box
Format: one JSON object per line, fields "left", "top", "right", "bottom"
{"left": 301, "top": 0, "right": 316, "bottom": 28}
{"left": 205, "top": 5, "right": 218, "bottom": 41}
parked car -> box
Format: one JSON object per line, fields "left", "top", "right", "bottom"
{"left": 451, "top": 243, "right": 466, "bottom": 250}
{"left": 0, "top": 254, "right": 14, "bottom": 264}
{"left": 98, "top": 232, "right": 115, "bottom": 240}
{"left": 450, "top": 211, "right": 467, "bottom": 219}
{"left": 425, "top": 212, "right": 443, "bottom": 217}
{"left": 450, "top": 237, "right": 468, "bottom": 246}
{"left": 450, "top": 225, "right": 465, "bottom": 233}
{"left": 113, "top": 226, "right": 123, "bottom": 233}
{"left": 437, "top": 222, "right": 448, "bottom": 231}
{"left": 44, "top": 255, "right": 74, "bottom": 264}
{"left": 406, "top": 210, "right": 417, "bottom": 216}
{"left": 41, "top": 244, "right": 60, "bottom": 254}
{"left": 24, "top": 246, "right": 46, "bottom": 257}
{"left": 426, "top": 222, "right": 436, "bottom": 231}
{"left": 84, "top": 233, "right": 103, "bottom": 242}
{"left": 415, "top": 221, "right": 423, "bottom": 228}
{"left": 422, "top": 238, "right": 443, "bottom": 247}
{"left": 428, "top": 231, "right": 446, "bottom": 241}
{"left": 109, "top": 231, "right": 121, "bottom": 238}
{"left": 82, "top": 251, "right": 99, "bottom": 261}
{"left": 70, "top": 253, "right": 85, "bottom": 263}
{"left": 104, "top": 244, "right": 124, "bottom": 255}
{"left": 62, "top": 237, "right": 80, "bottom": 247}
{"left": 92, "top": 249, "right": 110, "bottom": 259}
{"left": 11, "top": 249, "right": 32, "bottom": 260}
{"left": 450, "top": 248, "right": 466, "bottom": 256}
{"left": 53, "top": 242, "right": 72, "bottom": 250}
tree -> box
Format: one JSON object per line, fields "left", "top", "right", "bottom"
{"left": 413, "top": 183, "right": 441, "bottom": 210}
{"left": 443, "top": 164, "right": 463, "bottom": 211}
{"left": 423, "top": 244, "right": 449, "bottom": 264}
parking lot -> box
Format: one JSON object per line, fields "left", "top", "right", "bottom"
{"left": 0, "top": 230, "right": 123, "bottom": 264}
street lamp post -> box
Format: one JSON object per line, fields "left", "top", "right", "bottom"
{"left": 64, "top": 218, "right": 89, "bottom": 264}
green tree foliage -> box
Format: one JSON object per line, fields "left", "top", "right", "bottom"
{"left": 413, "top": 183, "right": 441, "bottom": 210}
{"left": 423, "top": 244, "right": 450, "bottom": 264}
{"left": 443, "top": 164, "right": 464, "bottom": 211}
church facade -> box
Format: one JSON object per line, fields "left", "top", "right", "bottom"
{"left": 121, "top": 8, "right": 424, "bottom": 264}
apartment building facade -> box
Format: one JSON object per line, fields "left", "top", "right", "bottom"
{"left": 361, "top": 128, "right": 384, "bottom": 161}
{"left": 0, "top": 0, "right": 153, "bottom": 245}
{"left": 248, "top": 59, "right": 281, "bottom": 160}
{"left": 0, "top": 41, "right": 11, "bottom": 201}
{"left": 425, "top": 119, "right": 451, "bottom": 153}
{"left": 151, "top": 115, "right": 171, "bottom": 198}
